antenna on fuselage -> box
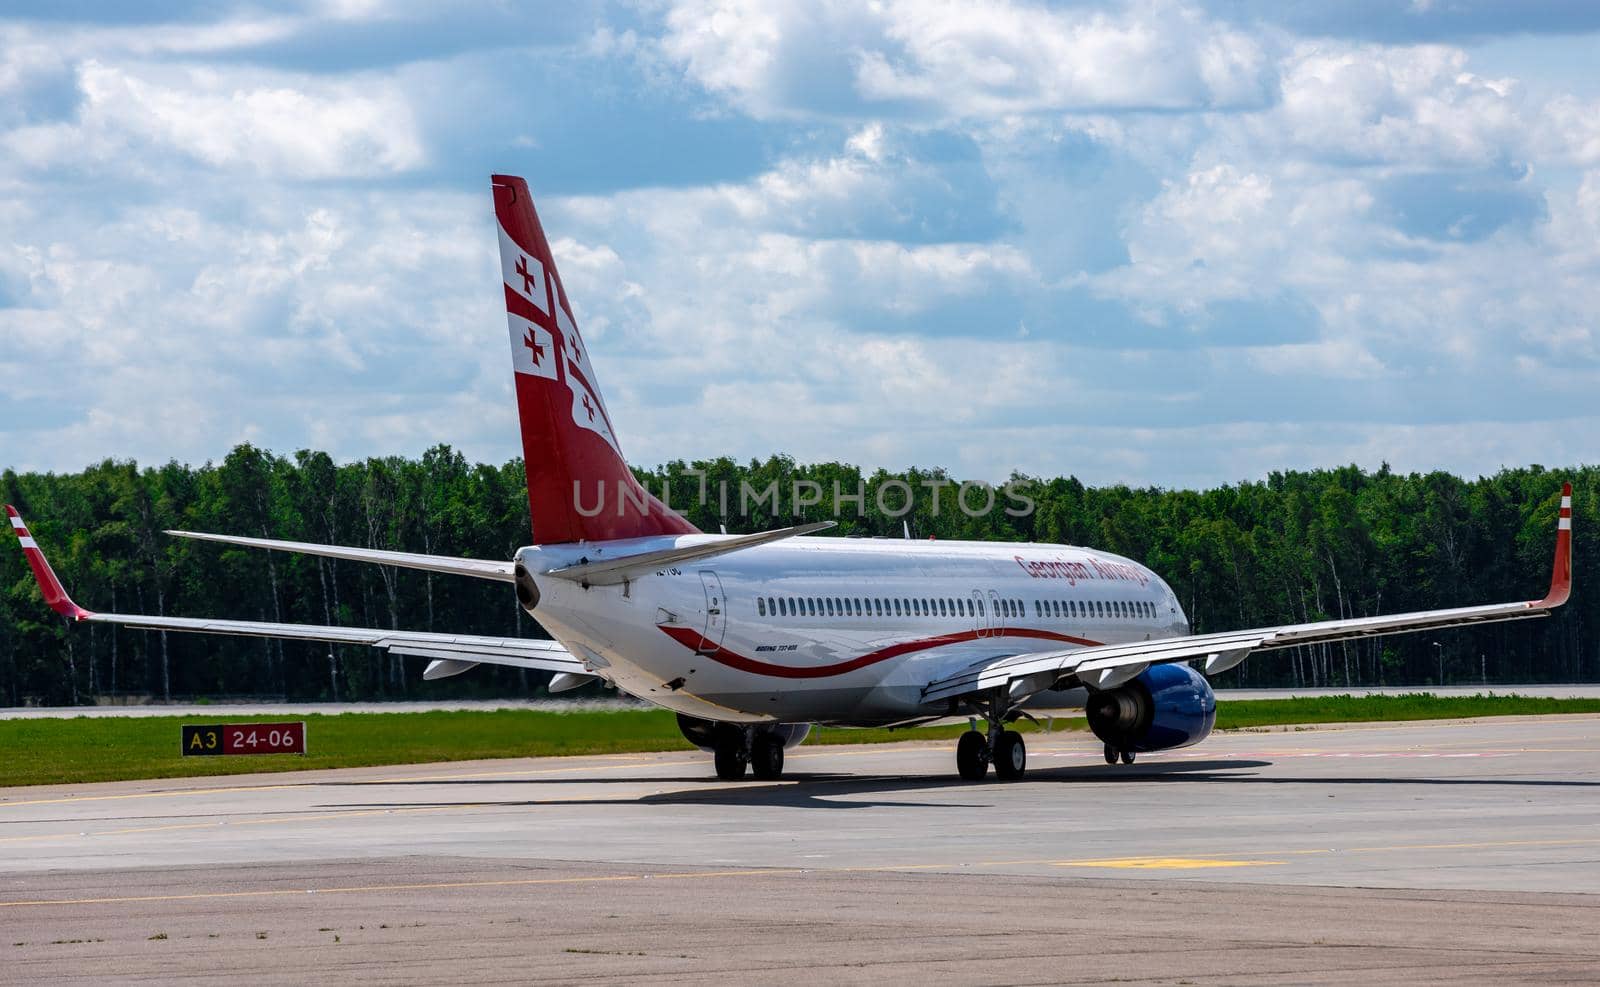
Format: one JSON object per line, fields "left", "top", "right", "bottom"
{"left": 902, "top": 519, "right": 912, "bottom": 540}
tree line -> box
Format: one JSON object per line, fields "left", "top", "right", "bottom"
{"left": 1, "top": 445, "right": 1592, "bottom": 706}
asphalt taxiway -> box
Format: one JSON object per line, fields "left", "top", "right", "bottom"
{"left": 3, "top": 715, "right": 1598, "bottom": 983}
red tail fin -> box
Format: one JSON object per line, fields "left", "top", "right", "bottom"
{"left": 492, "top": 175, "right": 697, "bottom": 544}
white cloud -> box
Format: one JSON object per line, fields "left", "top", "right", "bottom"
{"left": 1266, "top": 44, "right": 1525, "bottom": 167}
{"left": 4, "top": 60, "right": 424, "bottom": 179}
{"left": 659, "top": 0, "right": 1277, "bottom": 120}
{"left": 856, "top": 0, "right": 1274, "bottom": 115}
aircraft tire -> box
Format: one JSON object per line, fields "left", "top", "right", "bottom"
{"left": 713, "top": 727, "right": 747, "bottom": 780}
{"left": 994, "top": 730, "right": 1026, "bottom": 781}
{"left": 956, "top": 730, "right": 990, "bottom": 781}
{"left": 750, "top": 735, "right": 784, "bottom": 780}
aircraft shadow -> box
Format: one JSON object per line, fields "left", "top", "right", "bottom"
{"left": 310, "top": 757, "right": 1600, "bottom": 812}
{"left": 314, "top": 759, "right": 1268, "bottom": 811}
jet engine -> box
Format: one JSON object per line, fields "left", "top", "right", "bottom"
{"left": 676, "top": 714, "right": 811, "bottom": 751}
{"left": 1085, "top": 663, "right": 1216, "bottom": 753}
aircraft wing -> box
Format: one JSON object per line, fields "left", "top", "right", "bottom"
{"left": 922, "top": 483, "right": 1575, "bottom": 706}
{"left": 7, "top": 506, "right": 581, "bottom": 681}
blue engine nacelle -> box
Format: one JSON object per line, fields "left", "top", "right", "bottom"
{"left": 1085, "top": 663, "right": 1216, "bottom": 753}
{"left": 676, "top": 714, "right": 811, "bottom": 752}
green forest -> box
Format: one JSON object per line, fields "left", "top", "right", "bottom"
{"left": 1, "top": 445, "right": 1592, "bottom": 706}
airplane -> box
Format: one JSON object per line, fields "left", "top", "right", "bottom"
{"left": 6, "top": 174, "right": 1575, "bottom": 783}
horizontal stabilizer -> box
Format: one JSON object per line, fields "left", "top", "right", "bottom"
{"left": 166, "top": 529, "right": 515, "bottom": 582}
{"left": 542, "top": 521, "right": 835, "bottom": 586}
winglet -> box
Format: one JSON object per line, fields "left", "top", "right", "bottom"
{"left": 5, "top": 506, "right": 92, "bottom": 621}
{"left": 1534, "top": 482, "right": 1574, "bottom": 610}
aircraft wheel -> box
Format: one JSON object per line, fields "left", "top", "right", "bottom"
{"left": 994, "top": 730, "right": 1026, "bottom": 781}
{"left": 713, "top": 727, "right": 747, "bottom": 780}
{"left": 750, "top": 735, "right": 785, "bottom": 780}
{"left": 1120, "top": 749, "right": 1136, "bottom": 765}
{"left": 956, "top": 730, "right": 990, "bottom": 780}
{"left": 1103, "top": 743, "right": 1119, "bottom": 765}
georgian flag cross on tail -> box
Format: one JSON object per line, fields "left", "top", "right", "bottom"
{"left": 495, "top": 184, "right": 617, "bottom": 455}
{"left": 492, "top": 175, "right": 696, "bottom": 545}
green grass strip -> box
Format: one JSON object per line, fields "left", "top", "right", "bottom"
{"left": 1, "top": 693, "right": 1595, "bottom": 788}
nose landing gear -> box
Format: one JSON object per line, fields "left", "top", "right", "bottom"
{"left": 1103, "top": 742, "right": 1136, "bottom": 765}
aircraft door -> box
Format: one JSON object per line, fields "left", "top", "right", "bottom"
{"left": 698, "top": 570, "right": 728, "bottom": 655}
{"left": 988, "top": 589, "right": 1005, "bottom": 637}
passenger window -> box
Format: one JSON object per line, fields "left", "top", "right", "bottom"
{"left": 758, "top": 598, "right": 767, "bottom": 616}
{"left": 809, "top": 598, "right": 818, "bottom": 616}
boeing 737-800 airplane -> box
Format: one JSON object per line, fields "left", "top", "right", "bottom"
{"left": 7, "top": 175, "right": 1575, "bottom": 782}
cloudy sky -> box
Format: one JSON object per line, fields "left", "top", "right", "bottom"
{"left": 3, "top": 1, "right": 1599, "bottom": 488}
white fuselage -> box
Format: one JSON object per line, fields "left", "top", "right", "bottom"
{"left": 519, "top": 536, "right": 1189, "bottom": 726}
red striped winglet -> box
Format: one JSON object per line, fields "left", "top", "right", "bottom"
{"left": 1536, "top": 482, "right": 1574, "bottom": 609}
{"left": 5, "top": 505, "right": 92, "bottom": 620}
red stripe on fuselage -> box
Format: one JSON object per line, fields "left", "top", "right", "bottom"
{"left": 657, "top": 624, "right": 1103, "bottom": 679}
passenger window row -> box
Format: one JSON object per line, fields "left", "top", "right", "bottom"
{"left": 1035, "top": 598, "right": 1158, "bottom": 620}
{"left": 754, "top": 595, "right": 1160, "bottom": 621}
{"left": 755, "top": 596, "right": 1004, "bottom": 619}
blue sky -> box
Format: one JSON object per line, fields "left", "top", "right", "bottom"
{"left": 2, "top": 1, "right": 1599, "bottom": 488}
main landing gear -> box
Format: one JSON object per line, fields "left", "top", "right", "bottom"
{"left": 711, "top": 725, "right": 787, "bottom": 781}
{"left": 955, "top": 727, "right": 1028, "bottom": 781}
{"left": 954, "top": 692, "right": 1029, "bottom": 781}
{"left": 1103, "top": 742, "right": 1135, "bottom": 765}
